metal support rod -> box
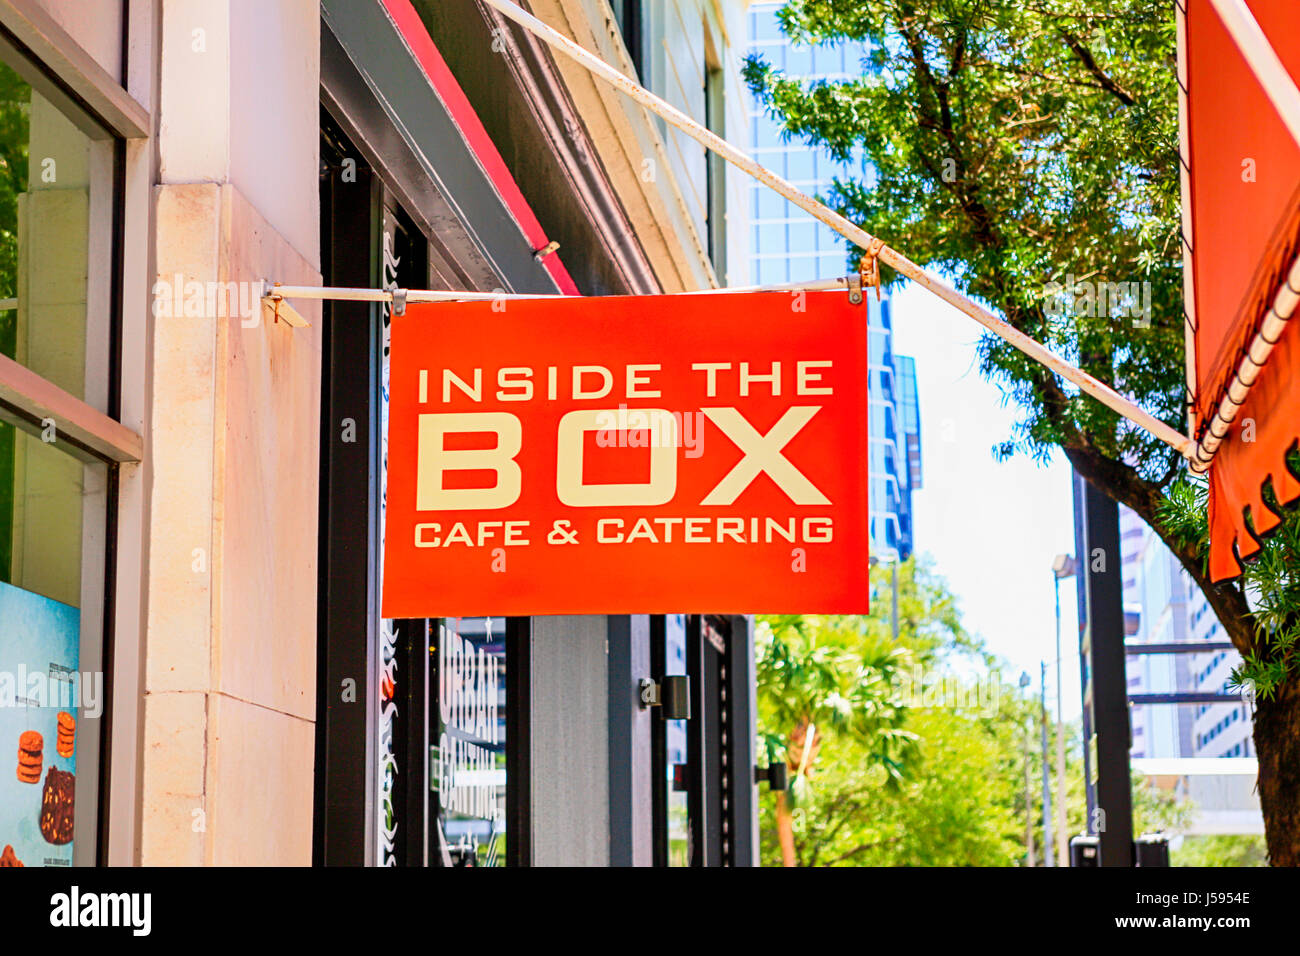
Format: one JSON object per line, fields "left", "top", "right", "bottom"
{"left": 479, "top": 0, "right": 1196, "bottom": 460}
{"left": 261, "top": 276, "right": 853, "bottom": 308}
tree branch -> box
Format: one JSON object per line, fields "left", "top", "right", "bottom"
{"left": 1060, "top": 32, "right": 1136, "bottom": 107}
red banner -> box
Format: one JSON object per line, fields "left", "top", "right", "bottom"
{"left": 1184, "top": 0, "right": 1300, "bottom": 579}
{"left": 381, "top": 292, "right": 870, "bottom": 617}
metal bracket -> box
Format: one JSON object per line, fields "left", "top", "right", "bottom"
{"left": 259, "top": 280, "right": 310, "bottom": 329}
{"left": 754, "top": 762, "right": 788, "bottom": 791}
{"left": 533, "top": 240, "right": 561, "bottom": 262}
{"left": 391, "top": 288, "right": 408, "bottom": 316}
{"left": 860, "top": 237, "right": 886, "bottom": 303}
{"left": 847, "top": 272, "right": 862, "bottom": 305}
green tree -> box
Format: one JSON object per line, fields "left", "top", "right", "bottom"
{"left": 764, "top": 704, "right": 1027, "bottom": 866}
{"left": 759, "top": 558, "right": 1030, "bottom": 866}
{"left": 1174, "top": 834, "right": 1269, "bottom": 867}
{"left": 745, "top": 0, "right": 1297, "bottom": 864}
{"left": 756, "top": 611, "right": 917, "bottom": 865}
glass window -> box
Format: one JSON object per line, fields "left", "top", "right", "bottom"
{"left": 820, "top": 252, "right": 846, "bottom": 277}
{"left": 430, "top": 617, "right": 508, "bottom": 866}
{"left": 755, "top": 185, "right": 787, "bottom": 220}
{"left": 0, "top": 58, "right": 116, "bottom": 414}
{"left": 788, "top": 255, "right": 818, "bottom": 283}
{"left": 758, "top": 222, "right": 787, "bottom": 255}
{"left": 0, "top": 43, "right": 118, "bottom": 870}
{"left": 815, "top": 224, "right": 844, "bottom": 253}
{"left": 786, "top": 222, "right": 816, "bottom": 254}
{"left": 752, "top": 10, "right": 785, "bottom": 43}
{"left": 785, "top": 46, "right": 812, "bottom": 75}
{"left": 785, "top": 150, "right": 815, "bottom": 184}
{"left": 663, "top": 614, "right": 689, "bottom": 866}
{"left": 753, "top": 118, "right": 785, "bottom": 150}
{"left": 757, "top": 257, "right": 787, "bottom": 286}
{"left": 0, "top": 423, "right": 108, "bottom": 867}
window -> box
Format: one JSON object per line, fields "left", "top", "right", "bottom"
{"left": 704, "top": 53, "right": 726, "bottom": 280}
{"left": 609, "top": 0, "right": 644, "bottom": 79}
{"left": 430, "top": 618, "right": 509, "bottom": 865}
{"left": 0, "top": 58, "right": 116, "bottom": 413}
{"left": 0, "top": 43, "right": 123, "bottom": 868}
{"left": 652, "top": 613, "right": 690, "bottom": 866}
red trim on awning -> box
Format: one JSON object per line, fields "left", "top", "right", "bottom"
{"left": 379, "top": 0, "right": 580, "bottom": 295}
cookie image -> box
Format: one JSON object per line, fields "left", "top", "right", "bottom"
{"left": 56, "top": 712, "right": 74, "bottom": 758}
{"left": 0, "top": 845, "right": 22, "bottom": 867}
{"left": 16, "top": 731, "right": 42, "bottom": 784}
{"left": 39, "top": 766, "right": 74, "bottom": 845}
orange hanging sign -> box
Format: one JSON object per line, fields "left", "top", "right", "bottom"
{"left": 381, "top": 292, "right": 870, "bottom": 617}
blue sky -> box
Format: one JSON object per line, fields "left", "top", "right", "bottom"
{"left": 891, "top": 282, "right": 1084, "bottom": 720}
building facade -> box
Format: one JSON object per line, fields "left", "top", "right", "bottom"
{"left": 0, "top": 0, "right": 765, "bottom": 867}
{"left": 745, "top": 1, "right": 920, "bottom": 559}
{"left": 1119, "top": 505, "right": 1253, "bottom": 761}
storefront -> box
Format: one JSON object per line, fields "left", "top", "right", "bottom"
{"left": 0, "top": 0, "right": 759, "bottom": 867}
{"left": 312, "top": 0, "right": 758, "bottom": 866}
{"left": 0, "top": 0, "right": 152, "bottom": 867}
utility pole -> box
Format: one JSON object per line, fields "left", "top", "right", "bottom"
{"left": 1041, "top": 661, "right": 1053, "bottom": 866}
{"left": 1053, "top": 555, "right": 1076, "bottom": 866}
{"left": 1020, "top": 671, "right": 1035, "bottom": 867}
{"left": 1072, "top": 472, "right": 1135, "bottom": 866}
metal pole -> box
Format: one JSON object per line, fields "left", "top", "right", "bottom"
{"left": 1041, "top": 661, "right": 1053, "bottom": 866}
{"left": 1071, "top": 476, "right": 1097, "bottom": 836}
{"left": 263, "top": 276, "right": 855, "bottom": 306}
{"left": 1076, "top": 475, "right": 1135, "bottom": 866}
{"left": 477, "top": 0, "right": 1196, "bottom": 461}
{"left": 1054, "top": 574, "right": 1069, "bottom": 867}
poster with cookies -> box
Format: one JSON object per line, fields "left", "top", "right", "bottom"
{"left": 0, "top": 581, "right": 79, "bottom": 867}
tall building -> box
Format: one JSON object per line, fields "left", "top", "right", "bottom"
{"left": 745, "top": 2, "right": 920, "bottom": 559}
{"left": 1119, "top": 506, "right": 1252, "bottom": 759}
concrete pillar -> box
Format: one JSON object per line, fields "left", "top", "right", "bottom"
{"left": 141, "top": 0, "right": 321, "bottom": 865}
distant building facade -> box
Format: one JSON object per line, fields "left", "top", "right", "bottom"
{"left": 1119, "top": 506, "right": 1252, "bottom": 760}
{"left": 745, "top": 1, "right": 920, "bottom": 559}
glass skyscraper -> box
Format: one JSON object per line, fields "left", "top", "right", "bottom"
{"left": 746, "top": 2, "right": 920, "bottom": 559}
